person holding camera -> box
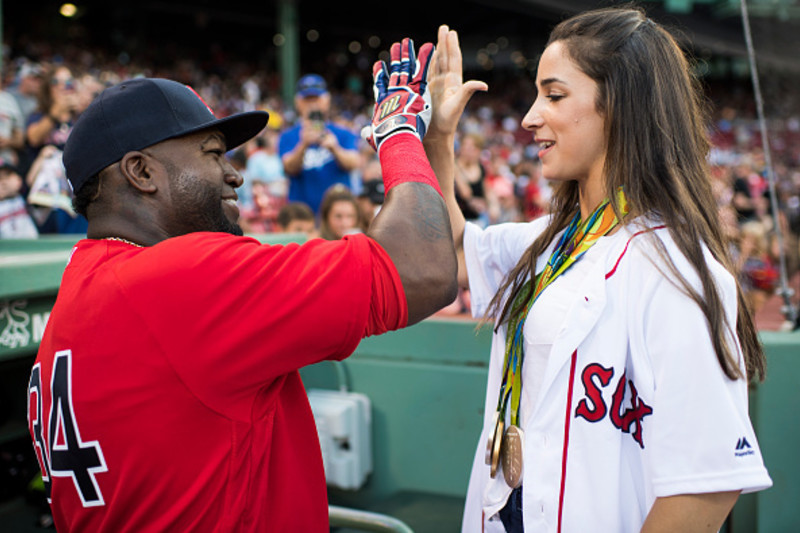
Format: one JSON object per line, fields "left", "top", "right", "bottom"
{"left": 279, "top": 74, "right": 360, "bottom": 214}
{"left": 24, "top": 65, "right": 79, "bottom": 169}
{"left": 24, "top": 64, "right": 89, "bottom": 234}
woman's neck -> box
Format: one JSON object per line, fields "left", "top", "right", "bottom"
{"left": 577, "top": 178, "right": 606, "bottom": 221}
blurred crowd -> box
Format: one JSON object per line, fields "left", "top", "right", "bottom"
{"left": 1, "top": 39, "right": 799, "bottom": 323}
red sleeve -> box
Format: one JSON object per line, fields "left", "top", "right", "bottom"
{"left": 114, "top": 232, "right": 387, "bottom": 420}
{"left": 363, "top": 237, "right": 408, "bottom": 337}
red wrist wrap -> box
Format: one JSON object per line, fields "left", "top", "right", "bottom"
{"left": 378, "top": 133, "right": 443, "bottom": 197}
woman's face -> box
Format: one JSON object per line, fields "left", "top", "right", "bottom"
{"left": 522, "top": 41, "right": 607, "bottom": 187}
{"left": 327, "top": 200, "right": 359, "bottom": 239}
{"left": 50, "top": 67, "right": 75, "bottom": 96}
{"left": 458, "top": 137, "right": 481, "bottom": 163}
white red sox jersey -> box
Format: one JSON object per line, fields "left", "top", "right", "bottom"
{"left": 461, "top": 216, "right": 772, "bottom": 533}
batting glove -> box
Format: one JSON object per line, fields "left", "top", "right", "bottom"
{"left": 361, "top": 38, "right": 434, "bottom": 152}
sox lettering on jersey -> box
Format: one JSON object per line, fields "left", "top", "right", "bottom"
{"left": 27, "top": 350, "right": 108, "bottom": 507}
{"left": 574, "top": 363, "right": 653, "bottom": 448}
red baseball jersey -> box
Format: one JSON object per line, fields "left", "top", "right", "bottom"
{"left": 28, "top": 232, "right": 406, "bottom": 532}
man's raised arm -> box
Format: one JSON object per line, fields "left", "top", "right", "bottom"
{"left": 362, "top": 37, "right": 457, "bottom": 324}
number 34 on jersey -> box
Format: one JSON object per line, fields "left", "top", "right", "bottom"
{"left": 28, "top": 349, "right": 108, "bottom": 507}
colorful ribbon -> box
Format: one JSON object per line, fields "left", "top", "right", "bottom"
{"left": 496, "top": 190, "right": 628, "bottom": 426}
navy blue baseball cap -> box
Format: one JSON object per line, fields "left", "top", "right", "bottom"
{"left": 63, "top": 78, "right": 269, "bottom": 193}
{"left": 295, "top": 74, "right": 328, "bottom": 98}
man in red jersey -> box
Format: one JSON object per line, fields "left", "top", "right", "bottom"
{"left": 27, "top": 38, "right": 455, "bottom": 532}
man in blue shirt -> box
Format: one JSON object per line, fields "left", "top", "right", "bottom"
{"left": 278, "top": 75, "right": 360, "bottom": 214}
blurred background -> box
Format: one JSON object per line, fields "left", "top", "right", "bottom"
{"left": 1, "top": 1, "right": 799, "bottom": 531}
{"left": 4, "top": 0, "right": 800, "bottom": 109}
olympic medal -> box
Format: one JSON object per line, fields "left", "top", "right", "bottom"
{"left": 490, "top": 417, "right": 504, "bottom": 478}
{"left": 485, "top": 411, "right": 499, "bottom": 465}
{"left": 500, "top": 425, "right": 524, "bottom": 488}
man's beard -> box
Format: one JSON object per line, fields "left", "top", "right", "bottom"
{"left": 169, "top": 169, "right": 244, "bottom": 237}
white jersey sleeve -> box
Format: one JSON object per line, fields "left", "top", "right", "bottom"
{"left": 630, "top": 236, "right": 773, "bottom": 496}
{"left": 463, "top": 217, "right": 551, "bottom": 318}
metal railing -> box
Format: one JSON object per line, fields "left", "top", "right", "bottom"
{"left": 329, "top": 505, "right": 414, "bottom": 533}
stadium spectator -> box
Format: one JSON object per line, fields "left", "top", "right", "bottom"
{"left": 24, "top": 64, "right": 87, "bottom": 234}
{"left": 8, "top": 61, "right": 43, "bottom": 128}
{"left": 0, "top": 159, "right": 38, "bottom": 238}
{"left": 0, "top": 32, "right": 797, "bottom": 326}
{"left": 239, "top": 180, "right": 283, "bottom": 234}
{"left": 738, "top": 220, "right": 780, "bottom": 314}
{"left": 356, "top": 156, "right": 384, "bottom": 227}
{"left": 245, "top": 131, "right": 286, "bottom": 204}
{"left": 732, "top": 158, "right": 768, "bottom": 223}
{"left": 0, "top": 76, "right": 25, "bottom": 167}
{"left": 279, "top": 74, "right": 360, "bottom": 214}
{"left": 319, "top": 183, "right": 363, "bottom": 240}
{"left": 25, "top": 65, "right": 78, "bottom": 165}
{"left": 276, "top": 201, "right": 317, "bottom": 238}
{"left": 454, "top": 133, "right": 491, "bottom": 226}
{"left": 75, "top": 73, "right": 105, "bottom": 115}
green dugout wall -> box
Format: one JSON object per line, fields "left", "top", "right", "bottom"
{"left": 1, "top": 236, "right": 798, "bottom": 531}
{"left": 302, "top": 326, "right": 800, "bottom": 532}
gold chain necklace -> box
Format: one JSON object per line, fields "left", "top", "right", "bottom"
{"left": 103, "top": 237, "right": 145, "bottom": 248}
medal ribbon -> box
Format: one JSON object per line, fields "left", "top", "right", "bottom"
{"left": 496, "top": 190, "right": 628, "bottom": 426}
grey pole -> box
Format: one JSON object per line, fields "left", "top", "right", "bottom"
{"left": 0, "top": 0, "right": 4, "bottom": 78}
{"left": 739, "top": 0, "right": 798, "bottom": 328}
{"left": 278, "top": 0, "right": 299, "bottom": 106}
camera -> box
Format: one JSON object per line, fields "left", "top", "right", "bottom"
{"left": 308, "top": 110, "right": 325, "bottom": 133}
{"left": 308, "top": 110, "right": 324, "bottom": 123}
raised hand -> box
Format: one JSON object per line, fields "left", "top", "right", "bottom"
{"left": 361, "top": 38, "right": 435, "bottom": 152}
{"left": 426, "top": 25, "right": 488, "bottom": 142}
{"left": 422, "top": 26, "right": 487, "bottom": 289}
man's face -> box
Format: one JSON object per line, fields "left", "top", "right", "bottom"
{"left": 146, "top": 130, "right": 244, "bottom": 237}
{"left": 295, "top": 93, "right": 331, "bottom": 120}
{"left": 20, "top": 75, "right": 42, "bottom": 96}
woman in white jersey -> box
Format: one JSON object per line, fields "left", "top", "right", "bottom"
{"left": 423, "top": 7, "right": 772, "bottom": 532}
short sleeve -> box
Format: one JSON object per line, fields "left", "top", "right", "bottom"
{"left": 115, "top": 232, "right": 382, "bottom": 420}
{"left": 363, "top": 237, "right": 408, "bottom": 337}
{"left": 635, "top": 253, "right": 772, "bottom": 496}
{"left": 463, "top": 217, "right": 550, "bottom": 317}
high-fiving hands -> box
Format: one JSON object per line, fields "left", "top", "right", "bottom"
{"left": 362, "top": 26, "right": 488, "bottom": 152}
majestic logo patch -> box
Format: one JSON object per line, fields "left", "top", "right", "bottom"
{"left": 574, "top": 363, "right": 653, "bottom": 448}
{"left": 735, "top": 437, "right": 754, "bottom": 457}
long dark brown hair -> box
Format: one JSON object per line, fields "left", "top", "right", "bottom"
{"left": 486, "top": 6, "right": 765, "bottom": 381}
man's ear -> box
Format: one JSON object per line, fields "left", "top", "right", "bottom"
{"left": 119, "top": 151, "right": 158, "bottom": 194}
